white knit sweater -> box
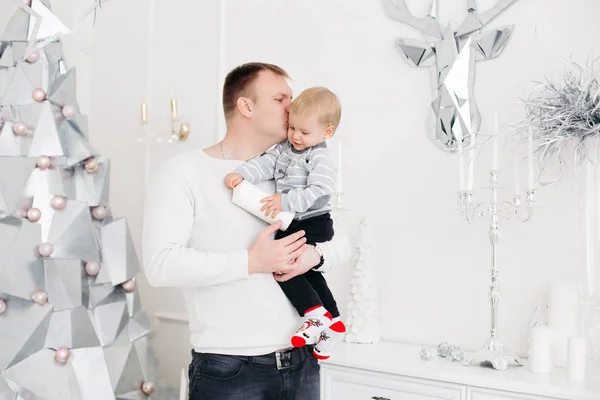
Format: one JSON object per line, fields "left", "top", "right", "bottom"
{"left": 142, "top": 148, "right": 351, "bottom": 356}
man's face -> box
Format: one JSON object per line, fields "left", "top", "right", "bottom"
{"left": 250, "top": 71, "right": 293, "bottom": 142}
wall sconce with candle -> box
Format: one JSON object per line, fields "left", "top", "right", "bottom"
{"left": 169, "top": 98, "right": 190, "bottom": 143}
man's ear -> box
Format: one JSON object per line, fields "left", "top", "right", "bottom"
{"left": 237, "top": 97, "right": 253, "bottom": 118}
{"left": 323, "top": 125, "right": 336, "bottom": 140}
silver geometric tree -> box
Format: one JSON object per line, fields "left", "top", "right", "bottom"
{"left": 0, "top": 1, "right": 175, "bottom": 398}
{"left": 344, "top": 216, "right": 381, "bottom": 344}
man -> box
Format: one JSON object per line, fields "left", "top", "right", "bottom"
{"left": 142, "top": 62, "right": 351, "bottom": 400}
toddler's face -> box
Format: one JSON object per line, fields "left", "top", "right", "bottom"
{"left": 287, "top": 113, "right": 330, "bottom": 151}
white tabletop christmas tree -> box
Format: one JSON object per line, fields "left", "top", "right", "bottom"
{"left": 344, "top": 216, "right": 381, "bottom": 344}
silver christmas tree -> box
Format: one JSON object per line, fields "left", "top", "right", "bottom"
{"left": 344, "top": 216, "right": 381, "bottom": 344}
{"left": 0, "top": 1, "right": 175, "bottom": 398}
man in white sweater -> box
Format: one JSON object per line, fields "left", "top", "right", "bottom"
{"left": 142, "top": 63, "right": 351, "bottom": 400}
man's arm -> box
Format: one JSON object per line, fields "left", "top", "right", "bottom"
{"left": 314, "top": 222, "right": 353, "bottom": 273}
{"left": 235, "top": 143, "right": 284, "bottom": 184}
{"left": 274, "top": 221, "right": 353, "bottom": 281}
{"left": 142, "top": 159, "right": 248, "bottom": 288}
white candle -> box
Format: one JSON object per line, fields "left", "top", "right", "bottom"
{"left": 528, "top": 325, "right": 554, "bottom": 374}
{"left": 567, "top": 335, "right": 587, "bottom": 381}
{"left": 547, "top": 282, "right": 580, "bottom": 368}
{"left": 492, "top": 111, "right": 499, "bottom": 170}
{"left": 458, "top": 143, "right": 466, "bottom": 191}
{"left": 514, "top": 142, "right": 520, "bottom": 195}
{"left": 179, "top": 367, "right": 188, "bottom": 400}
{"left": 337, "top": 139, "right": 343, "bottom": 194}
{"left": 466, "top": 133, "right": 476, "bottom": 191}
{"left": 528, "top": 127, "right": 535, "bottom": 189}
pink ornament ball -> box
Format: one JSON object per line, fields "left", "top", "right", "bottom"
{"left": 38, "top": 242, "right": 54, "bottom": 257}
{"left": 32, "top": 88, "right": 46, "bottom": 102}
{"left": 12, "top": 121, "right": 27, "bottom": 135}
{"left": 92, "top": 206, "right": 107, "bottom": 220}
{"left": 122, "top": 279, "right": 136, "bottom": 293}
{"left": 62, "top": 105, "right": 77, "bottom": 119}
{"left": 32, "top": 290, "right": 48, "bottom": 305}
{"left": 26, "top": 51, "right": 39, "bottom": 63}
{"left": 36, "top": 156, "right": 52, "bottom": 170}
{"left": 27, "top": 208, "right": 41, "bottom": 222}
{"left": 51, "top": 195, "right": 67, "bottom": 210}
{"left": 54, "top": 347, "right": 70, "bottom": 363}
{"left": 84, "top": 158, "right": 98, "bottom": 173}
{"left": 0, "top": 299, "right": 6, "bottom": 314}
{"left": 85, "top": 262, "right": 100, "bottom": 276}
{"left": 141, "top": 381, "right": 156, "bottom": 395}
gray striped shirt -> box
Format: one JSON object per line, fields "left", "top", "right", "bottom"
{"left": 235, "top": 141, "right": 336, "bottom": 220}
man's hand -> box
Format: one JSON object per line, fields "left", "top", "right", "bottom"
{"left": 274, "top": 244, "right": 320, "bottom": 282}
{"left": 248, "top": 221, "right": 307, "bottom": 274}
{"left": 260, "top": 193, "right": 283, "bottom": 218}
{"left": 224, "top": 173, "right": 243, "bottom": 189}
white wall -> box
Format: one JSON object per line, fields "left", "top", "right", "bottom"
{"left": 222, "top": 0, "right": 600, "bottom": 357}
{"left": 15, "top": 0, "right": 599, "bottom": 389}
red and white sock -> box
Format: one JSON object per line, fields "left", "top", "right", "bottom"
{"left": 313, "top": 317, "right": 346, "bottom": 360}
{"left": 291, "top": 306, "right": 332, "bottom": 348}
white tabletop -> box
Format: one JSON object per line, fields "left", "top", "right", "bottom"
{"left": 322, "top": 341, "right": 600, "bottom": 400}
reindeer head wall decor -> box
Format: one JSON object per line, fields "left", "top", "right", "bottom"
{"left": 382, "top": 0, "right": 519, "bottom": 152}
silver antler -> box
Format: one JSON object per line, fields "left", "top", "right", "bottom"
{"left": 380, "top": 0, "right": 442, "bottom": 39}
{"left": 458, "top": 0, "right": 520, "bottom": 37}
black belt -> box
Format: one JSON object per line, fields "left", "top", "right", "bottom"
{"left": 192, "top": 346, "right": 313, "bottom": 370}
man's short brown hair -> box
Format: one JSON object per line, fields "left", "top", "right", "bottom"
{"left": 222, "top": 62, "right": 290, "bottom": 121}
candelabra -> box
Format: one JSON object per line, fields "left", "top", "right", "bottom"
{"left": 459, "top": 169, "right": 535, "bottom": 371}
{"left": 331, "top": 192, "right": 344, "bottom": 211}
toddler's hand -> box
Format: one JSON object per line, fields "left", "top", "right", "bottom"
{"left": 225, "top": 173, "right": 243, "bottom": 189}
{"left": 260, "top": 194, "right": 283, "bottom": 218}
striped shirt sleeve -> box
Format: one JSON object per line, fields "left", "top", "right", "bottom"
{"left": 281, "top": 147, "right": 336, "bottom": 213}
{"left": 234, "top": 143, "right": 284, "bottom": 184}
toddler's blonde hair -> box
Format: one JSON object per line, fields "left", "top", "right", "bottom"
{"left": 290, "top": 87, "right": 341, "bottom": 128}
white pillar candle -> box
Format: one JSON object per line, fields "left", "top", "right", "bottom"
{"left": 528, "top": 325, "right": 554, "bottom": 374}
{"left": 231, "top": 181, "right": 294, "bottom": 231}
{"left": 547, "top": 282, "right": 580, "bottom": 368}
{"left": 513, "top": 142, "right": 520, "bottom": 195}
{"left": 179, "top": 367, "right": 188, "bottom": 400}
{"left": 567, "top": 335, "right": 587, "bottom": 381}
{"left": 528, "top": 127, "right": 535, "bottom": 189}
{"left": 492, "top": 111, "right": 499, "bottom": 171}
{"left": 458, "top": 143, "right": 466, "bottom": 191}
{"left": 467, "top": 133, "right": 476, "bottom": 191}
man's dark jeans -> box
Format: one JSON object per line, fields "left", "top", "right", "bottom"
{"left": 188, "top": 346, "right": 320, "bottom": 400}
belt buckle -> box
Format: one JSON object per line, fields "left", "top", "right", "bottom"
{"left": 275, "top": 347, "right": 294, "bottom": 370}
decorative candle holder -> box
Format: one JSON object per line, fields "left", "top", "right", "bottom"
{"left": 459, "top": 169, "right": 536, "bottom": 371}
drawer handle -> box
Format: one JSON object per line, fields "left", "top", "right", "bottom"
{"left": 371, "top": 397, "right": 391, "bottom": 400}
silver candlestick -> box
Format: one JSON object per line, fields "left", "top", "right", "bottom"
{"left": 459, "top": 170, "right": 535, "bottom": 371}
{"left": 331, "top": 192, "right": 345, "bottom": 219}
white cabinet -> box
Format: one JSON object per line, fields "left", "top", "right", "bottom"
{"left": 319, "top": 342, "right": 600, "bottom": 400}
{"left": 322, "top": 365, "right": 465, "bottom": 400}
{"left": 466, "top": 388, "right": 561, "bottom": 400}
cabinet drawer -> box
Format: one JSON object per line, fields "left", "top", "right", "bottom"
{"left": 321, "top": 365, "right": 465, "bottom": 400}
{"left": 467, "top": 387, "right": 562, "bottom": 400}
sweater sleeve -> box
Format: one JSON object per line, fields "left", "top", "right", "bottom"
{"left": 142, "top": 158, "right": 249, "bottom": 288}
{"left": 234, "top": 143, "right": 283, "bottom": 184}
